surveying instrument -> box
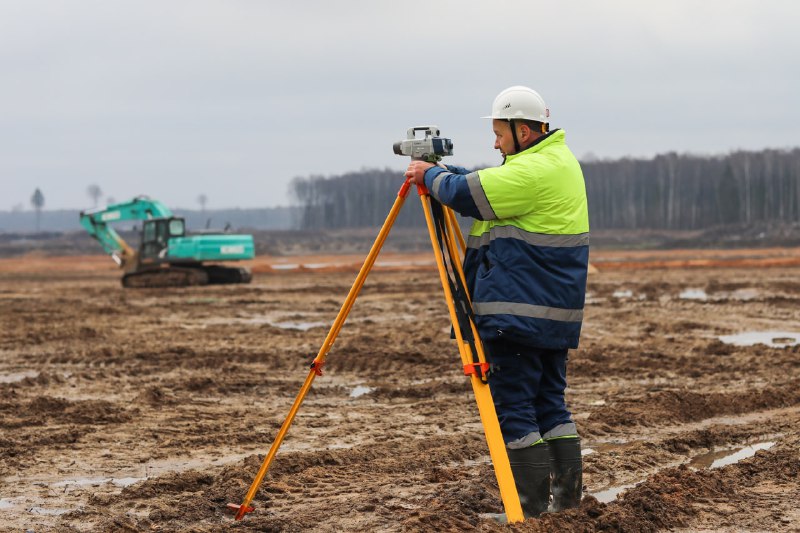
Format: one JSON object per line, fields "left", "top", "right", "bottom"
{"left": 228, "top": 126, "right": 525, "bottom": 523}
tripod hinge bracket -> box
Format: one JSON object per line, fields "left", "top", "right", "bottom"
{"left": 463, "top": 362, "right": 490, "bottom": 379}
{"left": 310, "top": 360, "right": 325, "bottom": 376}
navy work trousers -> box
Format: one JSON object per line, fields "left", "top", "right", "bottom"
{"left": 483, "top": 338, "right": 573, "bottom": 445}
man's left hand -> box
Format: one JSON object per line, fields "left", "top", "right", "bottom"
{"left": 405, "top": 160, "right": 436, "bottom": 185}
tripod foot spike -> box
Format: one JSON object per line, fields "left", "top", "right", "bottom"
{"left": 227, "top": 502, "right": 255, "bottom": 520}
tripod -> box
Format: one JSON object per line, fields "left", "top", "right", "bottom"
{"left": 228, "top": 177, "right": 525, "bottom": 523}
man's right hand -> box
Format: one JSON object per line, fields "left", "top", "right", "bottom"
{"left": 406, "top": 161, "right": 447, "bottom": 185}
{"left": 405, "top": 160, "right": 436, "bottom": 185}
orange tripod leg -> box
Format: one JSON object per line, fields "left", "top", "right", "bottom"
{"left": 228, "top": 181, "right": 413, "bottom": 520}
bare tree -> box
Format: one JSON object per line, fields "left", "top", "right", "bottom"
{"left": 197, "top": 194, "right": 208, "bottom": 214}
{"left": 87, "top": 184, "right": 103, "bottom": 207}
{"left": 30, "top": 188, "right": 45, "bottom": 232}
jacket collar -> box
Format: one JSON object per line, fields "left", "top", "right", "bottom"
{"left": 506, "top": 129, "right": 564, "bottom": 163}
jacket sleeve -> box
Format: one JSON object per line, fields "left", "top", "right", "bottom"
{"left": 422, "top": 167, "right": 496, "bottom": 220}
{"left": 445, "top": 164, "right": 471, "bottom": 175}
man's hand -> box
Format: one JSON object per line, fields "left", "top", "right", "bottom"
{"left": 405, "top": 160, "right": 436, "bottom": 185}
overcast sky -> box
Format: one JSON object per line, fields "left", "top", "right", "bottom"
{"left": 2, "top": 1, "right": 799, "bottom": 210}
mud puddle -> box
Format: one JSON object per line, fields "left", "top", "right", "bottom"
{"left": 718, "top": 331, "right": 800, "bottom": 347}
{"left": 0, "top": 370, "right": 39, "bottom": 383}
{"left": 349, "top": 385, "right": 375, "bottom": 398}
{"left": 688, "top": 440, "right": 776, "bottom": 469}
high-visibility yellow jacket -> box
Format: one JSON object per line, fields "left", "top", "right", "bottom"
{"left": 423, "top": 129, "right": 589, "bottom": 349}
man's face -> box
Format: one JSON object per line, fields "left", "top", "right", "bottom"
{"left": 492, "top": 119, "right": 516, "bottom": 158}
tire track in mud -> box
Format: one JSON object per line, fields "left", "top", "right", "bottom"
{"left": 581, "top": 380, "right": 800, "bottom": 437}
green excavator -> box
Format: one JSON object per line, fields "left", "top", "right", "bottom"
{"left": 80, "top": 195, "right": 255, "bottom": 288}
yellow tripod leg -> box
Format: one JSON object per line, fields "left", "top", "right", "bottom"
{"left": 444, "top": 206, "right": 466, "bottom": 258}
{"left": 230, "top": 181, "right": 413, "bottom": 520}
{"left": 417, "top": 188, "right": 524, "bottom": 523}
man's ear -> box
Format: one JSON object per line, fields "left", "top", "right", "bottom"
{"left": 517, "top": 123, "right": 532, "bottom": 142}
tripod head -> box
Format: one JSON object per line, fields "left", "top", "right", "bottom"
{"left": 393, "top": 125, "right": 454, "bottom": 162}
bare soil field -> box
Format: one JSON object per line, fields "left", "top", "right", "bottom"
{"left": 1, "top": 251, "right": 799, "bottom": 532}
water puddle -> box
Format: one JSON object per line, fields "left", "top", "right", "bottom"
{"left": 271, "top": 263, "right": 300, "bottom": 270}
{"left": 270, "top": 262, "right": 348, "bottom": 270}
{"left": 584, "top": 292, "right": 607, "bottom": 304}
{"left": 718, "top": 331, "right": 800, "bottom": 348}
{"left": 689, "top": 441, "right": 776, "bottom": 469}
{"left": 269, "top": 260, "right": 434, "bottom": 271}
{"left": 51, "top": 476, "right": 144, "bottom": 489}
{"left": 28, "top": 506, "right": 72, "bottom": 516}
{"left": 349, "top": 386, "right": 375, "bottom": 398}
{"left": 0, "top": 497, "right": 74, "bottom": 516}
{"left": 374, "top": 260, "right": 434, "bottom": 268}
{"left": 591, "top": 483, "right": 638, "bottom": 503}
{"left": 713, "top": 288, "right": 760, "bottom": 301}
{"left": 190, "top": 316, "right": 328, "bottom": 331}
{"left": 679, "top": 288, "right": 708, "bottom": 301}
{"left": 271, "top": 321, "right": 328, "bottom": 331}
{"left": 0, "top": 371, "right": 39, "bottom": 383}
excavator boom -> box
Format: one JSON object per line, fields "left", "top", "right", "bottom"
{"left": 79, "top": 196, "right": 172, "bottom": 269}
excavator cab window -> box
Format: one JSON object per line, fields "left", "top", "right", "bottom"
{"left": 143, "top": 221, "right": 157, "bottom": 244}
{"left": 141, "top": 217, "right": 187, "bottom": 262}
{"left": 169, "top": 219, "right": 185, "bottom": 237}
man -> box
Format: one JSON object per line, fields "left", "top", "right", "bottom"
{"left": 405, "top": 86, "right": 588, "bottom": 518}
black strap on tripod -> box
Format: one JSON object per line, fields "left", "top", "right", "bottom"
{"left": 428, "top": 198, "right": 491, "bottom": 381}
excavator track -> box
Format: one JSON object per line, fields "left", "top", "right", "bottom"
{"left": 204, "top": 265, "right": 253, "bottom": 284}
{"left": 121, "top": 265, "right": 252, "bottom": 288}
{"left": 122, "top": 267, "right": 209, "bottom": 288}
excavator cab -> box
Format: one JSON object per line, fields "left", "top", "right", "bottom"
{"left": 140, "top": 218, "right": 186, "bottom": 264}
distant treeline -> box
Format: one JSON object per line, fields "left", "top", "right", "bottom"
{"left": 584, "top": 148, "right": 800, "bottom": 229}
{"left": 290, "top": 148, "right": 800, "bottom": 230}
{"left": 290, "top": 169, "right": 429, "bottom": 229}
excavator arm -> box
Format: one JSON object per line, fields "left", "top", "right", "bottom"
{"left": 79, "top": 196, "right": 173, "bottom": 269}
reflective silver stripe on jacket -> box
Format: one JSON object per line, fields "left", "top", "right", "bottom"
{"left": 430, "top": 171, "right": 446, "bottom": 202}
{"left": 473, "top": 301, "right": 583, "bottom": 322}
{"left": 466, "top": 172, "right": 497, "bottom": 220}
{"left": 467, "top": 226, "right": 590, "bottom": 249}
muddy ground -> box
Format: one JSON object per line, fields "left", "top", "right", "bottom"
{"left": 1, "top": 253, "right": 799, "bottom": 532}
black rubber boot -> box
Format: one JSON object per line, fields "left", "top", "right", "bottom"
{"left": 548, "top": 437, "right": 583, "bottom": 511}
{"left": 508, "top": 442, "right": 552, "bottom": 518}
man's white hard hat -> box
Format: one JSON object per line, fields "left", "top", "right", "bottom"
{"left": 482, "top": 85, "right": 550, "bottom": 123}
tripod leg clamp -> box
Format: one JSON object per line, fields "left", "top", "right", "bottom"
{"left": 310, "top": 360, "right": 325, "bottom": 376}
{"left": 463, "top": 362, "right": 491, "bottom": 381}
